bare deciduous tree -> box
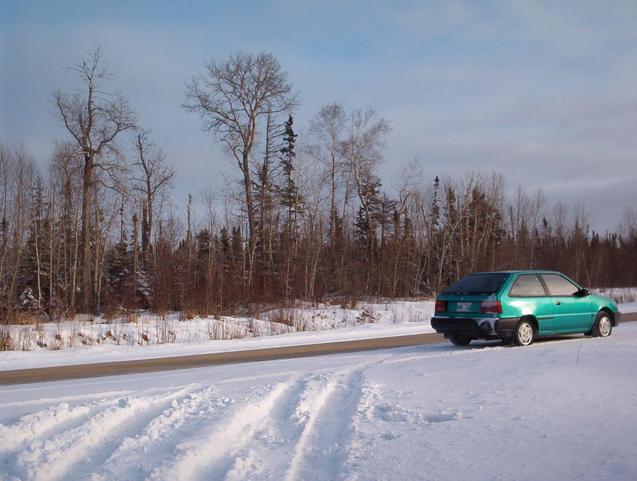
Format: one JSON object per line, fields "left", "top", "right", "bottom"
{"left": 0, "top": 146, "right": 36, "bottom": 317}
{"left": 309, "top": 103, "right": 347, "bottom": 243}
{"left": 53, "top": 47, "right": 135, "bottom": 312}
{"left": 132, "top": 129, "right": 174, "bottom": 263}
{"left": 49, "top": 142, "right": 83, "bottom": 312}
{"left": 184, "top": 51, "right": 297, "bottom": 279}
{"left": 342, "top": 108, "right": 390, "bottom": 222}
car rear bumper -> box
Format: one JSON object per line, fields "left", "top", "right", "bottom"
{"left": 614, "top": 311, "right": 621, "bottom": 325}
{"left": 431, "top": 316, "right": 520, "bottom": 340}
{"left": 431, "top": 316, "right": 495, "bottom": 339}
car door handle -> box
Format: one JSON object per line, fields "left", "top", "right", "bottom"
{"left": 555, "top": 301, "right": 561, "bottom": 305}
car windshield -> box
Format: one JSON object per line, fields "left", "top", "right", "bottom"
{"left": 443, "top": 273, "right": 510, "bottom": 295}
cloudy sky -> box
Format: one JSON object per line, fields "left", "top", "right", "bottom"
{"left": 1, "top": 0, "right": 635, "bottom": 231}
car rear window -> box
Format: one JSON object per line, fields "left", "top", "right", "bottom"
{"left": 443, "top": 273, "right": 509, "bottom": 295}
{"left": 509, "top": 274, "right": 546, "bottom": 297}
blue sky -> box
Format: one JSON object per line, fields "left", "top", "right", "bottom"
{"left": 1, "top": 0, "right": 636, "bottom": 231}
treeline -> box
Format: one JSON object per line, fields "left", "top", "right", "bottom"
{"left": 1, "top": 49, "right": 635, "bottom": 321}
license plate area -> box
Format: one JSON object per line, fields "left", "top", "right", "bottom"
{"left": 453, "top": 301, "right": 475, "bottom": 313}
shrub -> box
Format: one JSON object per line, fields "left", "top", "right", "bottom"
{"left": 0, "top": 327, "right": 15, "bottom": 351}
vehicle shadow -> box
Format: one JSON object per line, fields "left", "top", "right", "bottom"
{"left": 379, "top": 333, "right": 595, "bottom": 360}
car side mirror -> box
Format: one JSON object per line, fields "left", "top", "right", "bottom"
{"left": 575, "top": 288, "right": 590, "bottom": 297}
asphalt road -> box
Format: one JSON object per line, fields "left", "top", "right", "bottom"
{"left": 2, "top": 312, "right": 636, "bottom": 386}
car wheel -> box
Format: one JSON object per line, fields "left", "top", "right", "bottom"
{"left": 449, "top": 334, "right": 472, "bottom": 346}
{"left": 592, "top": 311, "right": 612, "bottom": 338}
{"left": 513, "top": 320, "right": 534, "bottom": 346}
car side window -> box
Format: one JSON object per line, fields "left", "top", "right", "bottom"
{"left": 509, "top": 274, "right": 546, "bottom": 297}
{"left": 542, "top": 274, "right": 579, "bottom": 296}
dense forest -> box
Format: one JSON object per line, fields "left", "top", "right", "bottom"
{"left": 1, "top": 49, "right": 635, "bottom": 322}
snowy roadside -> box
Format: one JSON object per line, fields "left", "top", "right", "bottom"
{"left": 619, "top": 302, "right": 637, "bottom": 313}
{"left": 593, "top": 287, "right": 637, "bottom": 304}
{"left": 0, "top": 322, "right": 433, "bottom": 372}
{"left": 0, "top": 301, "right": 435, "bottom": 371}
{"left": 2, "top": 297, "right": 635, "bottom": 373}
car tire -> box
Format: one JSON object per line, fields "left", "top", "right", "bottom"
{"left": 449, "top": 334, "right": 472, "bottom": 346}
{"left": 513, "top": 319, "right": 535, "bottom": 346}
{"left": 592, "top": 311, "right": 613, "bottom": 338}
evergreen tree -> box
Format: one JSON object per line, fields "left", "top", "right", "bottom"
{"left": 278, "top": 114, "right": 303, "bottom": 231}
{"left": 354, "top": 176, "right": 383, "bottom": 252}
{"left": 219, "top": 227, "right": 231, "bottom": 268}
{"left": 104, "top": 229, "right": 130, "bottom": 309}
{"left": 18, "top": 178, "right": 50, "bottom": 313}
{"left": 431, "top": 176, "right": 441, "bottom": 229}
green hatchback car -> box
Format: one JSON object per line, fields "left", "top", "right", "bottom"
{"left": 431, "top": 270, "right": 621, "bottom": 346}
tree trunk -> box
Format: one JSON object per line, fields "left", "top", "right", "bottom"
{"left": 241, "top": 151, "right": 257, "bottom": 291}
{"left": 80, "top": 154, "right": 93, "bottom": 313}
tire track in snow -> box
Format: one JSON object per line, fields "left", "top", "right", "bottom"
{"left": 219, "top": 376, "right": 311, "bottom": 481}
{"left": 283, "top": 373, "right": 340, "bottom": 481}
{"left": 11, "top": 386, "right": 193, "bottom": 481}
{"left": 283, "top": 369, "right": 365, "bottom": 481}
{"left": 219, "top": 372, "right": 339, "bottom": 481}
{"left": 90, "top": 385, "right": 231, "bottom": 481}
{"left": 1, "top": 395, "right": 141, "bottom": 460}
{"left": 0, "top": 402, "right": 94, "bottom": 454}
{"left": 218, "top": 364, "right": 375, "bottom": 481}
{"left": 148, "top": 378, "right": 297, "bottom": 481}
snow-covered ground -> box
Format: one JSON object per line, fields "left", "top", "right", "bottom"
{"left": 2, "top": 323, "right": 636, "bottom": 481}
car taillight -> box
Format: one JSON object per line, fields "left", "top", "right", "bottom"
{"left": 435, "top": 300, "right": 446, "bottom": 313}
{"left": 480, "top": 300, "right": 502, "bottom": 314}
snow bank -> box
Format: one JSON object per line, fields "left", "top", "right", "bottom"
{"left": 0, "top": 301, "right": 435, "bottom": 370}
{"left": 0, "top": 300, "right": 435, "bottom": 353}
{"left": 592, "top": 287, "right": 637, "bottom": 305}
